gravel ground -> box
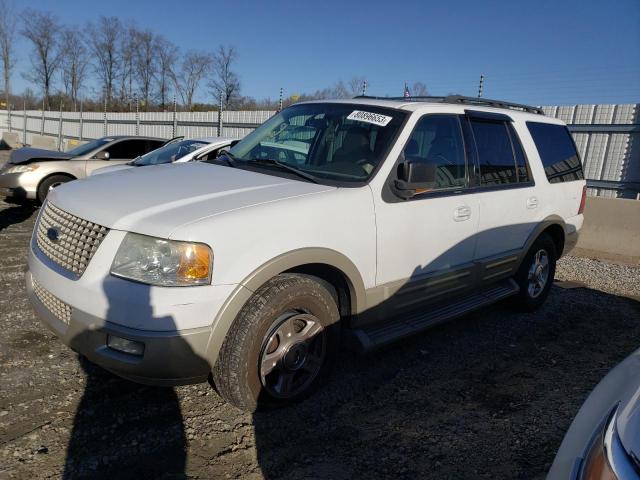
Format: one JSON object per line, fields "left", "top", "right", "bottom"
{"left": 1, "top": 149, "right": 639, "bottom": 479}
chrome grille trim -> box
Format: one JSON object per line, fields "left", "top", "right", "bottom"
{"left": 35, "top": 202, "right": 109, "bottom": 277}
{"left": 32, "top": 279, "right": 72, "bottom": 325}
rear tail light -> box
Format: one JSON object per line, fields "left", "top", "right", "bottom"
{"left": 578, "top": 185, "right": 587, "bottom": 214}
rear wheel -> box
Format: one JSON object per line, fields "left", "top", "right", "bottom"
{"left": 37, "top": 175, "right": 73, "bottom": 204}
{"left": 212, "top": 273, "right": 340, "bottom": 412}
{"left": 512, "top": 233, "right": 557, "bottom": 311}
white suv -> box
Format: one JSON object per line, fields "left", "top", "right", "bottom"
{"left": 26, "top": 96, "right": 586, "bottom": 411}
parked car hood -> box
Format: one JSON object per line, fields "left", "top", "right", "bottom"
{"left": 9, "top": 147, "right": 72, "bottom": 164}
{"left": 48, "top": 162, "right": 335, "bottom": 238}
{"left": 547, "top": 348, "right": 640, "bottom": 478}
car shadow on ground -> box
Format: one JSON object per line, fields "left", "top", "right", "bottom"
{"left": 62, "top": 277, "right": 201, "bottom": 479}
{"left": 0, "top": 198, "right": 36, "bottom": 233}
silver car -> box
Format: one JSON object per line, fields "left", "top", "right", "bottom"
{"left": 548, "top": 348, "right": 640, "bottom": 479}
{"left": 91, "top": 137, "right": 238, "bottom": 176}
{"left": 0, "top": 136, "right": 165, "bottom": 203}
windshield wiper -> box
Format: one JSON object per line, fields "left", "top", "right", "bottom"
{"left": 247, "top": 158, "right": 319, "bottom": 184}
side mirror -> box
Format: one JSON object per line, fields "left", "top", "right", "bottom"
{"left": 230, "top": 140, "right": 240, "bottom": 148}
{"left": 95, "top": 151, "right": 110, "bottom": 160}
{"left": 394, "top": 159, "right": 436, "bottom": 199}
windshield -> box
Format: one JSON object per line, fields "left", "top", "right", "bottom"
{"left": 227, "top": 103, "right": 407, "bottom": 183}
{"left": 133, "top": 139, "right": 209, "bottom": 166}
{"left": 67, "top": 138, "right": 112, "bottom": 157}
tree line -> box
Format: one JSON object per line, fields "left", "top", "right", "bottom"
{"left": 0, "top": 1, "right": 429, "bottom": 113}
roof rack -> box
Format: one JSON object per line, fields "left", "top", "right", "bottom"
{"left": 353, "top": 94, "right": 545, "bottom": 115}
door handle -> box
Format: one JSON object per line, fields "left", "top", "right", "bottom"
{"left": 526, "top": 197, "right": 539, "bottom": 209}
{"left": 454, "top": 206, "right": 472, "bottom": 222}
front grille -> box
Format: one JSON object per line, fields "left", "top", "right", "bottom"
{"left": 35, "top": 202, "right": 109, "bottom": 277}
{"left": 32, "top": 279, "right": 72, "bottom": 325}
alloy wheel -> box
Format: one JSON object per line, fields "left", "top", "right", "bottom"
{"left": 259, "top": 311, "right": 326, "bottom": 399}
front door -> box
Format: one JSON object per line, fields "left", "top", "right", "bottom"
{"left": 84, "top": 139, "right": 157, "bottom": 176}
{"left": 373, "top": 114, "right": 479, "bottom": 314}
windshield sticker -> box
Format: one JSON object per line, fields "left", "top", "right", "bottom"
{"left": 347, "top": 110, "right": 393, "bottom": 127}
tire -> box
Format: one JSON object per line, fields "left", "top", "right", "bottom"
{"left": 37, "top": 175, "right": 73, "bottom": 204}
{"left": 212, "top": 273, "right": 341, "bottom": 412}
{"left": 512, "top": 233, "right": 557, "bottom": 312}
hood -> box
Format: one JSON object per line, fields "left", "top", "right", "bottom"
{"left": 92, "top": 164, "right": 134, "bottom": 176}
{"left": 9, "top": 147, "right": 73, "bottom": 164}
{"left": 48, "top": 162, "right": 334, "bottom": 238}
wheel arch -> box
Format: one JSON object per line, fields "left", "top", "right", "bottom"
{"left": 37, "top": 172, "right": 76, "bottom": 196}
{"left": 205, "top": 248, "right": 367, "bottom": 367}
{"left": 516, "top": 216, "right": 568, "bottom": 271}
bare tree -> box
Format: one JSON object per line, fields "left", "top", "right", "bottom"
{"left": 412, "top": 81, "right": 429, "bottom": 96}
{"left": 60, "top": 28, "right": 89, "bottom": 110}
{"left": 0, "top": 0, "right": 16, "bottom": 113}
{"left": 22, "top": 87, "right": 38, "bottom": 109}
{"left": 118, "top": 22, "right": 138, "bottom": 108}
{"left": 133, "top": 29, "right": 156, "bottom": 111}
{"left": 209, "top": 45, "right": 240, "bottom": 107}
{"left": 21, "top": 9, "right": 61, "bottom": 110}
{"left": 89, "top": 16, "right": 121, "bottom": 107}
{"left": 347, "top": 76, "right": 366, "bottom": 97}
{"left": 174, "top": 51, "right": 211, "bottom": 111}
{"left": 155, "top": 35, "right": 178, "bottom": 110}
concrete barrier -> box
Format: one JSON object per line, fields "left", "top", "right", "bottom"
{"left": 1, "top": 131, "right": 21, "bottom": 148}
{"left": 64, "top": 138, "right": 86, "bottom": 152}
{"left": 30, "top": 135, "right": 57, "bottom": 151}
{"left": 574, "top": 197, "right": 640, "bottom": 264}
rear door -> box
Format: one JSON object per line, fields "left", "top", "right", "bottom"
{"left": 467, "top": 112, "right": 539, "bottom": 279}
{"left": 84, "top": 139, "right": 162, "bottom": 175}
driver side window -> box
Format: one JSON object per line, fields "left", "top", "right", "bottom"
{"left": 404, "top": 115, "right": 467, "bottom": 190}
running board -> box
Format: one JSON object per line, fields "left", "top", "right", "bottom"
{"left": 349, "top": 279, "right": 519, "bottom": 353}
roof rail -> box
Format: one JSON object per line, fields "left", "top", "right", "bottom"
{"left": 353, "top": 94, "right": 545, "bottom": 115}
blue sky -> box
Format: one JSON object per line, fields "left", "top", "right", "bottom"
{"left": 12, "top": 0, "right": 640, "bottom": 105}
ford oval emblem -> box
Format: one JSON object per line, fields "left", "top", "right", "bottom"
{"left": 46, "top": 227, "right": 60, "bottom": 242}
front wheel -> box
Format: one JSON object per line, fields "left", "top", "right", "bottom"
{"left": 212, "top": 273, "right": 340, "bottom": 411}
{"left": 37, "top": 175, "right": 72, "bottom": 204}
{"left": 512, "top": 233, "right": 557, "bottom": 311}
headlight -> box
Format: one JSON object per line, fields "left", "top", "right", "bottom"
{"left": 4, "top": 164, "right": 40, "bottom": 174}
{"left": 110, "top": 233, "right": 212, "bottom": 286}
{"left": 580, "top": 407, "right": 637, "bottom": 480}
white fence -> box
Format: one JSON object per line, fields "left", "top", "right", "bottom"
{"left": 1, "top": 103, "right": 638, "bottom": 198}
{"left": 541, "top": 104, "right": 639, "bottom": 198}
{"left": 0, "top": 109, "right": 276, "bottom": 145}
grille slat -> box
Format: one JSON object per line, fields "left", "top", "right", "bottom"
{"left": 35, "top": 202, "right": 109, "bottom": 277}
{"left": 32, "top": 279, "right": 72, "bottom": 325}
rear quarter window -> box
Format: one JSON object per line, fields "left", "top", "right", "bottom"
{"left": 526, "top": 122, "right": 584, "bottom": 183}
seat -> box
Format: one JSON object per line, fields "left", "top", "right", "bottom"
{"left": 332, "top": 127, "right": 372, "bottom": 163}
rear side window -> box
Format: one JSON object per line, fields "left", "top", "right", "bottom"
{"left": 470, "top": 119, "right": 518, "bottom": 185}
{"left": 527, "top": 122, "right": 584, "bottom": 183}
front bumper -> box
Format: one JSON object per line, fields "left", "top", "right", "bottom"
{"left": 27, "top": 269, "right": 214, "bottom": 386}
{"left": 26, "top": 228, "right": 243, "bottom": 386}
{"left": 0, "top": 171, "right": 38, "bottom": 199}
